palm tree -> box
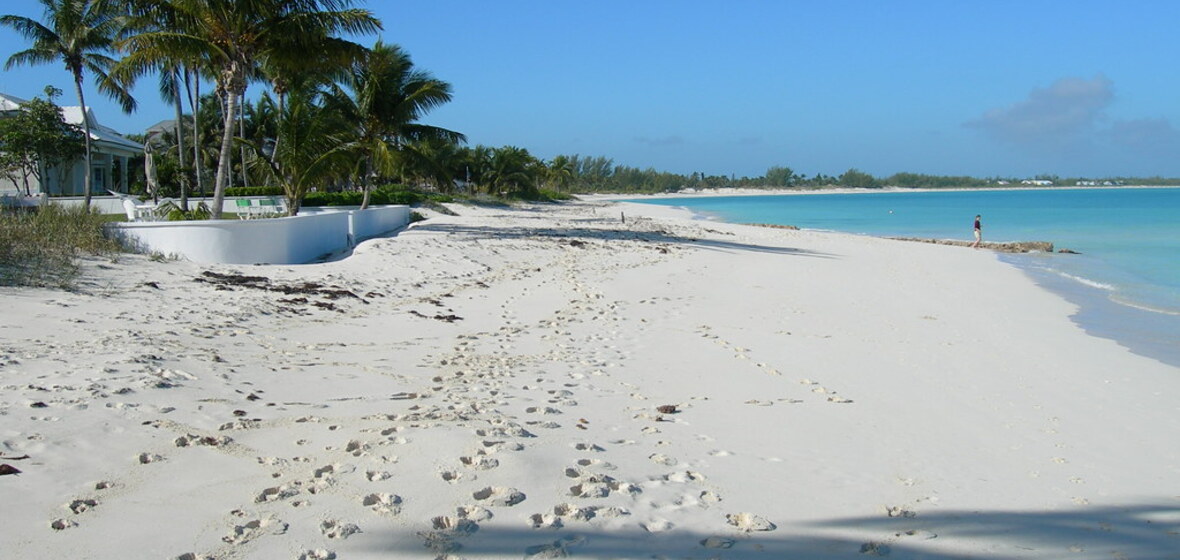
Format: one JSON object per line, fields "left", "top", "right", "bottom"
{"left": 546, "top": 155, "right": 575, "bottom": 192}
{"left": 116, "top": 0, "right": 379, "bottom": 218}
{"left": 241, "top": 88, "right": 348, "bottom": 215}
{"left": 323, "top": 41, "right": 464, "bottom": 209}
{"left": 488, "top": 146, "right": 540, "bottom": 198}
{"left": 2, "top": 0, "right": 136, "bottom": 208}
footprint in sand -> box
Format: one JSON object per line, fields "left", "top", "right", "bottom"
{"left": 50, "top": 519, "right": 78, "bottom": 531}
{"left": 641, "top": 518, "right": 674, "bottom": 533}
{"left": 297, "top": 550, "right": 336, "bottom": 560}
{"left": 456, "top": 505, "right": 493, "bottom": 521}
{"left": 366, "top": 470, "right": 392, "bottom": 481}
{"left": 67, "top": 498, "right": 98, "bottom": 514}
{"left": 255, "top": 485, "right": 299, "bottom": 503}
{"left": 524, "top": 536, "right": 586, "bottom": 560}
{"left": 362, "top": 493, "right": 402, "bottom": 515}
{"left": 320, "top": 519, "right": 361, "bottom": 539}
{"left": 473, "top": 486, "right": 526, "bottom": 507}
{"left": 440, "top": 470, "right": 464, "bottom": 483}
{"left": 726, "top": 512, "right": 777, "bottom": 532}
{"left": 649, "top": 453, "right": 678, "bottom": 466}
{"left": 573, "top": 442, "right": 605, "bottom": 452}
{"left": 553, "top": 503, "right": 597, "bottom": 522}
{"left": 137, "top": 452, "right": 164, "bottom": 464}
{"left": 460, "top": 456, "right": 500, "bottom": 470}
{"left": 528, "top": 513, "right": 564, "bottom": 529}
{"left": 223, "top": 516, "right": 288, "bottom": 544}
{"left": 701, "top": 536, "right": 735, "bottom": 549}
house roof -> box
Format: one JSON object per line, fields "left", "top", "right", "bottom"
{"left": 0, "top": 92, "right": 31, "bottom": 112}
{"left": 1, "top": 92, "right": 143, "bottom": 154}
{"left": 60, "top": 106, "right": 143, "bottom": 153}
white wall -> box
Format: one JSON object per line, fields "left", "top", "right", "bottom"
{"left": 106, "top": 206, "right": 410, "bottom": 264}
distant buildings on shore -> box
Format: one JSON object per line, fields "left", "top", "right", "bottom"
{"left": 993, "top": 179, "right": 1126, "bottom": 187}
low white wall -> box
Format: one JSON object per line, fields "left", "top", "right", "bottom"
{"left": 349, "top": 206, "right": 412, "bottom": 242}
{"left": 107, "top": 206, "right": 410, "bottom": 265}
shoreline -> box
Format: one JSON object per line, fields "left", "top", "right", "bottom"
{"left": 578, "top": 184, "right": 1180, "bottom": 201}
{"left": 2, "top": 200, "right": 1177, "bottom": 558}
{"left": 615, "top": 194, "right": 1180, "bottom": 369}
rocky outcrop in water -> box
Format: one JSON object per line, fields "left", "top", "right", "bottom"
{"left": 888, "top": 237, "right": 1055, "bottom": 253}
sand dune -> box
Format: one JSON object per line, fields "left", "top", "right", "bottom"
{"left": 1, "top": 199, "right": 1177, "bottom": 559}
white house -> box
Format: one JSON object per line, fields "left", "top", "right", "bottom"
{"left": 0, "top": 92, "right": 142, "bottom": 196}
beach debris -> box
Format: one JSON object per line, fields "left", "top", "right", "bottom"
{"left": 568, "top": 239, "right": 586, "bottom": 248}
{"left": 726, "top": 512, "right": 777, "bottom": 532}
{"left": 194, "top": 271, "right": 366, "bottom": 310}
{"left": 0, "top": 464, "right": 22, "bottom": 476}
{"left": 656, "top": 404, "right": 678, "bottom": 414}
{"left": 409, "top": 310, "right": 464, "bottom": 322}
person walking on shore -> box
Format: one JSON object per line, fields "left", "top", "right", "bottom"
{"left": 971, "top": 214, "right": 982, "bottom": 249}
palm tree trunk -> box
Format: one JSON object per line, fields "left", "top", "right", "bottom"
{"left": 360, "top": 156, "right": 373, "bottom": 210}
{"left": 173, "top": 69, "right": 188, "bottom": 211}
{"left": 187, "top": 69, "right": 203, "bottom": 197}
{"left": 73, "top": 75, "right": 93, "bottom": 209}
{"left": 211, "top": 89, "right": 238, "bottom": 219}
{"left": 238, "top": 101, "right": 248, "bottom": 188}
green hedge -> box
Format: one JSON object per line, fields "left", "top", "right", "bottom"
{"left": 301, "top": 188, "right": 452, "bottom": 207}
{"left": 225, "top": 186, "right": 284, "bottom": 197}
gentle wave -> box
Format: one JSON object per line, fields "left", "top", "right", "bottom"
{"left": 1054, "top": 271, "right": 1117, "bottom": 291}
{"left": 1108, "top": 295, "right": 1180, "bottom": 316}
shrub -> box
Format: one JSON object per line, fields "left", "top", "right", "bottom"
{"left": 0, "top": 204, "right": 121, "bottom": 288}
{"left": 301, "top": 188, "right": 429, "bottom": 207}
{"left": 225, "top": 186, "right": 284, "bottom": 197}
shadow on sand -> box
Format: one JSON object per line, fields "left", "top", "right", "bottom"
{"left": 408, "top": 214, "right": 836, "bottom": 259}
{"left": 357, "top": 502, "right": 1179, "bottom": 559}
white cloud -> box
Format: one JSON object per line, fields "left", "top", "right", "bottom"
{"left": 965, "top": 75, "right": 1113, "bottom": 149}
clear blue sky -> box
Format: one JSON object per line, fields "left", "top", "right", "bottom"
{"left": 2, "top": 0, "right": 1178, "bottom": 179}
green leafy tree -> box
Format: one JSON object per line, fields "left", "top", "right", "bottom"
{"left": 2, "top": 0, "right": 137, "bottom": 207}
{"left": 117, "top": 0, "right": 380, "bottom": 218}
{"left": 0, "top": 86, "right": 85, "bottom": 195}
{"left": 765, "top": 165, "right": 797, "bottom": 187}
{"left": 838, "top": 168, "right": 877, "bottom": 188}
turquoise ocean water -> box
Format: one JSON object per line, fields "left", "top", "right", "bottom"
{"left": 627, "top": 188, "right": 1180, "bottom": 367}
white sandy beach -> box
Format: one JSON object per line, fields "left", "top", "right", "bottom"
{"left": 2, "top": 199, "right": 1178, "bottom": 559}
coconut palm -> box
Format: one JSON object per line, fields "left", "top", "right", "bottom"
{"left": 2, "top": 0, "right": 136, "bottom": 208}
{"left": 241, "top": 89, "right": 348, "bottom": 215}
{"left": 546, "top": 154, "right": 575, "bottom": 192}
{"left": 116, "top": 0, "right": 379, "bottom": 218}
{"left": 323, "top": 41, "right": 464, "bottom": 209}
{"left": 488, "top": 146, "right": 540, "bottom": 198}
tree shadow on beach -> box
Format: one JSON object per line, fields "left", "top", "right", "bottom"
{"left": 357, "top": 502, "right": 1180, "bottom": 559}
{"left": 407, "top": 218, "right": 837, "bottom": 259}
